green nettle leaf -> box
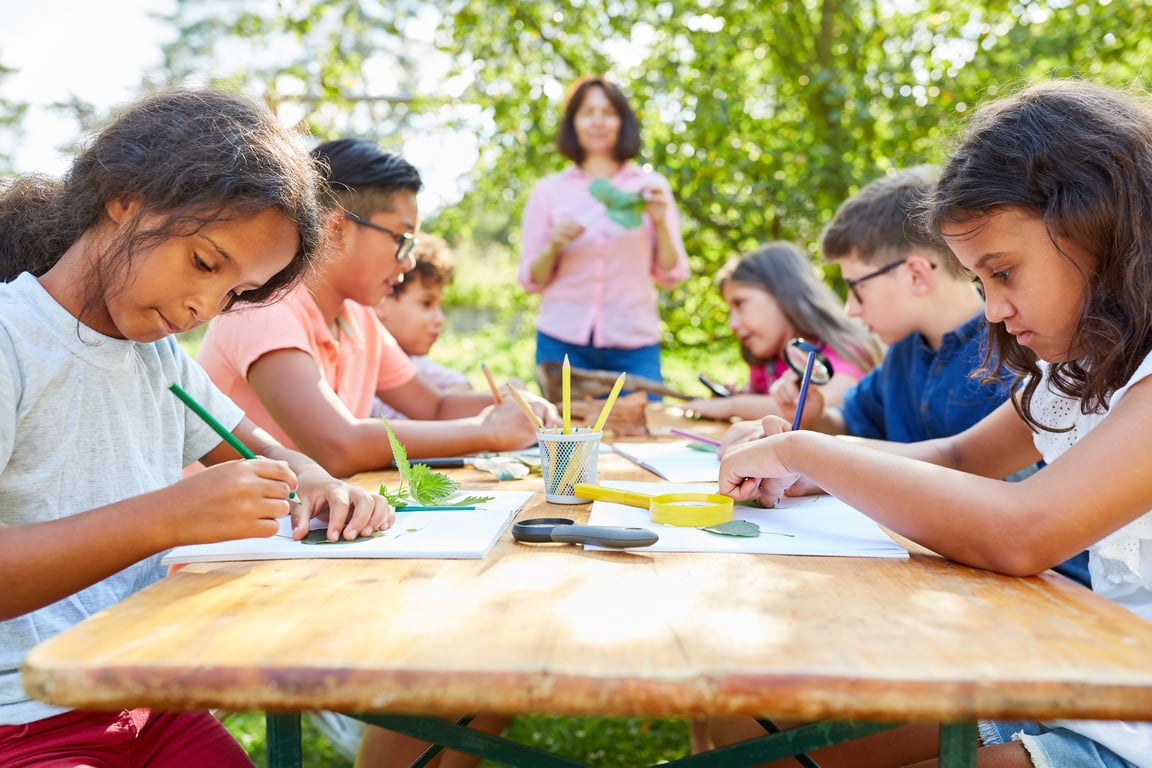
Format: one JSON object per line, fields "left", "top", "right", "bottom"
{"left": 378, "top": 418, "right": 493, "bottom": 507}
{"left": 301, "top": 529, "right": 386, "bottom": 545}
{"left": 589, "top": 178, "right": 645, "bottom": 229}
{"left": 406, "top": 464, "right": 460, "bottom": 504}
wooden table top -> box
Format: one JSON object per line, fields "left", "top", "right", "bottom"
{"left": 22, "top": 409, "right": 1152, "bottom": 724}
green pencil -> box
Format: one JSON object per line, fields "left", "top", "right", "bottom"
{"left": 169, "top": 382, "right": 299, "bottom": 501}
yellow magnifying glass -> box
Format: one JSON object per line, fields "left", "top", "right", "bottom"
{"left": 573, "top": 483, "right": 734, "bottom": 527}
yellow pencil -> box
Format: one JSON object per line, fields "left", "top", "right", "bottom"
{"left": 506, "top": 386, "right": 544, "bottom": 430}
{"left": 480, "top": 362, "right": 502, "bottom": 403}
{"left": 562, "top": 354, "right": 571, "bottom": 434}
{"left": 591, "top": 372, "right": 627, "bottom": 432}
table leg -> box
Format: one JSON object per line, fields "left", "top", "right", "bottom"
{"left": 266, "top": 713, "right": 303, "bottom": 768}
{"left": 354, "top": 713, "right": 588, "bottom": 767}
{"left": 666, "top": 720, "right": 898, "bottom": 766}
{"left": 939, "top": 722, "right": 978, "bottom": 768}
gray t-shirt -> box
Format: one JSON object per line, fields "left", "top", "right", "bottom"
{"left": 0, "top": 272, "right": 243, "bottom": 724}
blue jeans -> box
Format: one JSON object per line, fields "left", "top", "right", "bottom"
{"left": 979, "top": 721, "right": 1139, "bottom": 768}
{"left": 535, "top": 331, "right": 663, "bottom": 401}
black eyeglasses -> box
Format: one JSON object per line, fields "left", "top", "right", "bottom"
{"left": 843, "top": 259, "right": 907, "bottom": 304}
{"left": 344, "top": 213, "right": 417, "bottom": 266}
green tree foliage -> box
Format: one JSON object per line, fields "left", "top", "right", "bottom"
{"left": 149, "top": 1, "right": 1152, "bottom": 348}
{"left": 433, "top": 0, "right": 1152, "bottom": 346}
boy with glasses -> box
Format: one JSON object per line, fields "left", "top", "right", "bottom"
{"left": 196, "top": 139, "right": 559, "bottom": 478}
{"left": 777, "top": 164, "right": 1003, "bottom": 443}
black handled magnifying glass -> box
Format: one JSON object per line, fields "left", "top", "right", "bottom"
{"left": 512, "top": 518, "right": 659, "bottom": 549}
{"left": 698, "top": 373, "right": 733, "bottom": 398}
{"left": 783, "top": 338, "right": 834, "bottom": 431}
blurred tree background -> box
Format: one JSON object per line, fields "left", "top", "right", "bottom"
{"left": 156, "top": 0, "right": 1152, "bottom": 365}
{"left": 3, "top": 3, "right": 1152, "bottom": 762}
{"left": 4, "top": 1, "right": 1152, "bottom": 382}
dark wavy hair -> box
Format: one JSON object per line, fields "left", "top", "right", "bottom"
{"left": 924, "top": 79, "right": 1152, "bottom": 432}
{"left": 556, "top": 76, "right": 641, "bottom": 165}
{"left": 0, "top": 88, "right": 326, "bottom": 323}
{"left": 718, "top": 242, "right": 883, "bottom": 375}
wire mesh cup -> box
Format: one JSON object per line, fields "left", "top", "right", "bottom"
{"left": 538, "top": 429, "right": 602, "bottom": 504}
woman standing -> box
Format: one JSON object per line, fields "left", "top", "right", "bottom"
{"left": 519, "top": 75, "right": 689, "bottom": 390}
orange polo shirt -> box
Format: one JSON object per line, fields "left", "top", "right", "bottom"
{"left": 197, "top": 285, "right": 415, "bottom": 450}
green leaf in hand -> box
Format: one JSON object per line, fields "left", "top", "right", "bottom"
{"left": 589, "top": 178, "right": 645, "bottom": 229}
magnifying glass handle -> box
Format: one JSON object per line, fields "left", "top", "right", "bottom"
{"left": 550, "top": 524, "right": 659, "bottom": 549}
{"left": 572, "top": 483, "right": 652, "bottom": 509}
{"left": 792, "top": 350, "right": 818, "bottom": 431}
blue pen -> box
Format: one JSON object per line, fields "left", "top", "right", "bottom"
{"left": 791, "top": 344, "right": 819, "bottom": 432}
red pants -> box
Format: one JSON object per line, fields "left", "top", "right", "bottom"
{"left": 0, "top": 708, "right": 253, "bottom": 767}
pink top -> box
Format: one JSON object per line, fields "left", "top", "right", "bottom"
{"left": 747, "top": 344, "right": 866, "bottom": 394}
{"left": 197, "top": 285, "right": 415, "bottom": 450}
{"left": 518, "top": 163, "right": 689, "bottom": 348}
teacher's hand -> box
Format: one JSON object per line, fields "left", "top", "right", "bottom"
{"left": 642, "top": 184, "right": 670, "bottom": 224}
{"left": 549, "top": 219, "right": 585, "bottom": 250}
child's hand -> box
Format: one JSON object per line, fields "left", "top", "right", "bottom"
{"left": 681, "top": 396, "right": 735, "bottom": 420}
{"left": 289, "top": 465, "right": 395, "bottom": 542}
{"left": 479, "top": 398, "right": 549, "bottom": 450}
{"left": 513, "top": 389, "right": 561, "bottom": 430}
{"left": 717, "top": 430, "right": 803, "bottom": 508}
{"left": 173, "top": 458, "right": 302, "bottom": 544}
{"left": 769, "top": 372, "right": 825, "bottom": 429}
{"left": 716, "top": 416, "right": 785, "bottom": 458}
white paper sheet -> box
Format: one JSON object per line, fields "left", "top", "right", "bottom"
{"left": 586, "top": 481, "right": 908, "bottom": 558}
{"left": 161, "top": 491, "right": 532, "bottom": 564}
{"left": 612, "top": 441, "right": 720, "bottom": 483}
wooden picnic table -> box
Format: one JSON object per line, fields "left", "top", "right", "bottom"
{"left": 21, "top": 406, "right": 1152, "bottom": 767}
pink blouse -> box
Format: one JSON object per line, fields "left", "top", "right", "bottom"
{"left": 518, "top": 163, "right": 689, "bottom": 348}
{"left": 747, "top": 344, "right": 866, "bottom": 394}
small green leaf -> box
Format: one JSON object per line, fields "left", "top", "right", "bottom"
{"left": 452, "top": 494, "right": 496, "bottom": 506}
{"left": 381, "top": 418, "right": 410, "bottom": 496}
{"left": 699, "top": 519, "right": 764, "bottom": 537}
{"left": 589, "top": 178, "right": 645, "bottom": 229}
{"left": 407, "top": 464, "right": 460, "bottom": 504}
{"left": 301, "top": 529, "right": 386, "bottom": 545}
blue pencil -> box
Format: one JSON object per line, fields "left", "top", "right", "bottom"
{"left": 396, "top": 505, "right": 478, "bottom": 511}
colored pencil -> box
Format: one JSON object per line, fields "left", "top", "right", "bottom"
{"left": 480, "top": 362, "right": 502, "bottom": 403}
{"left": 169, "top": 382, "right": 298, "bottom": 501}
{"left": 562, "top": 354, "right": 571, "bottom": 434}
{"left": 591, "top": 372, "right": 627, "bottom": 432}
{"left": 792, "top": 347, "right": 819, "bottom": 432}
{"left": 668, "top": 428, "right": 721, "bottom": 448}
{"left": 506, "top": 386, "right": 544, "bottom": 430}
{"left": 391, "top": 458, "right": 467, "bottom": 468}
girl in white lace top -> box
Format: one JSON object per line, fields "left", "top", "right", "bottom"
{"left": 716, "top": 80, "right": 1152, "bottom": 767}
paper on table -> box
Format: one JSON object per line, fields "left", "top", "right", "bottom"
{"left": 161, "top": 490, "right": 532, "bottom": 564}
{"left": 612, "top": 441, "right": 720, "bottom": 483}
{"left": 586, "top": 481, "right": 908, "bottom": 558}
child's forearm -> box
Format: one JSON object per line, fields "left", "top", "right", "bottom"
{"left": 0, "top": 492, "right": 176, "bottom": 620}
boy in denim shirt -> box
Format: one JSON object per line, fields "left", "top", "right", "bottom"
{"left": 782, "top": 165, "right": 1002, "bottom": 439}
